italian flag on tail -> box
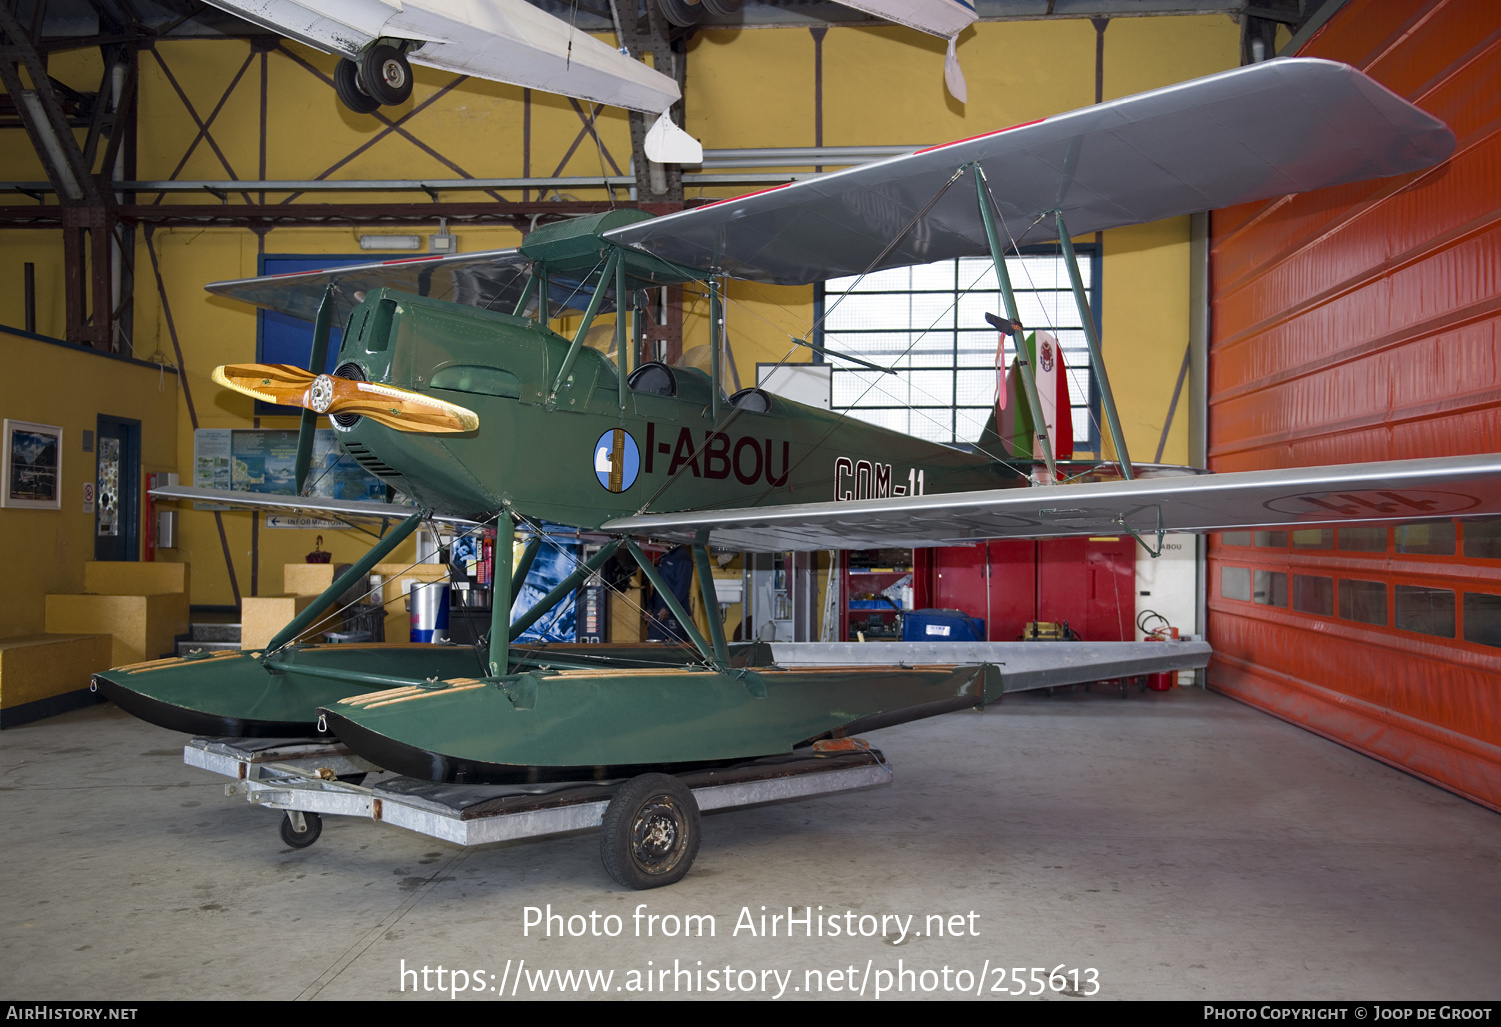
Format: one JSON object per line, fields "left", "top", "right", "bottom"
{"left": 990, "top": 330, "right": 1074, "bottom": 464}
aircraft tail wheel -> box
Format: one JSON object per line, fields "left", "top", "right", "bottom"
{"left": 361, "top": 44, "right": 413, "bottom": 106}
{"left": 334, "top": 58, "right": 381, "bottom": 115}
{"left": 600, "top": 773, "right": 700, "bottom": 890}
{"left": 700, "top": 0, "right": 742, "bottom": 13}
{"left": 280, "top": 810, "right": 322, "bottom": 849}
{"left": 656, "top": 0, "right": 705, "bottom": 27}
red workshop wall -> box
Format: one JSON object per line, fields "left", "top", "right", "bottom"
{"left": 1207, "top": 0, "right": 1501, "bottom": 811}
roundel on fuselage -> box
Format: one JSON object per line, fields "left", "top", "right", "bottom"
{"left": 594, "top": 428, "right": 641, "bottom": 493}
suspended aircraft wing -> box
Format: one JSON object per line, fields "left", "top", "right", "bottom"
{"left": 150, "top": 485, "right": 482, "bottom": 530}
{"left": 837, "top": 0, "right": 977, "bottom": 102}
{"left": 601, "top": 454, "right": 1501, "bottom": 552}
{"left": 202, "top": 0, "right": 680, "bottom": 115}
{"left": 839, "top": 0, "right": 976, "bottom": 39}
{"left": 604, "top": 58, "right": 1455, "bottom": 284}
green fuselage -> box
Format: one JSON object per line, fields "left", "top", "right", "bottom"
{"left": 332, "top": 288, "right": 1020, "bottom": 529}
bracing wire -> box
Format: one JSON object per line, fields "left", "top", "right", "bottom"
{"left": 261, "top": 514, "right": 498, "bottom": 660}
{"left": 504, "top": 509, "right": 713, "bottom": 671}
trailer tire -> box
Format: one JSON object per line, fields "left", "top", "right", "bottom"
{"left": 600, "top": 773, "right": 699, "bottom": 889}
{"left": 280, "top": 811, "right": 322, "bottom": 849}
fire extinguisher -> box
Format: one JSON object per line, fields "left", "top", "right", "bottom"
{"left": 1137, "top": 610, "right": 1178, "bottom": 691}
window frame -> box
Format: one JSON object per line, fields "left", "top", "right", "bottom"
{"left": 811, "top": 243, "right": 1102, "bottom": 451}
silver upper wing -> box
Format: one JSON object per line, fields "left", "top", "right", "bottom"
{"left": 602, "top": 455, "right": 1501, "bottom": 552}
{"left": 205, "top": 249, "right": 534, "bottom": 324}
{"left": 203, "top": 248, "right": 612, "bottom": 323}
{"left": 605, "top": 59, "right": 1455, "bottom": 285}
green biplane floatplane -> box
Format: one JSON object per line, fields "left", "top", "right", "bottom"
{"left": 95, "top": 60, "right": 1501, "bottom": 886}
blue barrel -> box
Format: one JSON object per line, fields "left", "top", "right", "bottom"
{"left": 409, "top": 582, "right": 451, "bottom": 643}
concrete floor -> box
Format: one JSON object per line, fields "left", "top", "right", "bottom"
{"left": 2, "top": 685, "right": 1499, "bottom": 1001}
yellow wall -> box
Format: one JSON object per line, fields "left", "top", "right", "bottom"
{"left": 2, "top": 15, "right": 1238, "bottom": 608}
{"left": 0, "top": 331, "right": 179, "bottom": 636}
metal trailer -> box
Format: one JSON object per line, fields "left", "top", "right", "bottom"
{"left": 184, "top": 737, "right": 891, "bottom": 888}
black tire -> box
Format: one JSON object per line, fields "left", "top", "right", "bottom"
{"left": 657, "top": 0, "right": 704, "bottom": 27}
{"left": 600, "top": 773, "right": 700, "bottom": 889}
{"left": 700, "top": 0, "right": 742, "bottom": 13}
{"left": 361, "top": 44, "right": 412, "bottom": 106}
{"left": 280, "top": 811, "right": 322, "bottom": 849}
{"left": 334, "top": 58, "right": 380, "bottom": 115}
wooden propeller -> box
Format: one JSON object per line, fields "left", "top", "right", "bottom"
{"left": 212, "top": 364, "right": 480, "bottom": 433}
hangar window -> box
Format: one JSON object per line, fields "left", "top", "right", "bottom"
{"left": 1220, "top": 532, "right": 1252, "bottom": 547}
{"left": 1395, "top": 521, "right": 1455, "bottom": 556}
{"left": 1463, "top": 521, "right": 1501, "bottom": 559}
{"left": 1339, "top": 579, "right": 1387, "bottom": 625}
{"left": 1463, "top": 593, "right": 1501, "bottom": 649}
{"left": 1395, "top": 585, "right": 1455, "bottom": 638}
{"left": 1220, "top": 566, "right": 1251, "bottom": 601}
{"left": 1293, "top": 575, "right": 1334, "bottom": 616}
{"left": 815, "top": 248, "right": 1099, "bottom": 448}
{"left": 1253, "top": 570, "right": 1287, "bottom": 607}
{"left": 1338, "top": 526, "right": 1387, "bottom": 552}
{"left": 1292, "top": 528, "right": 1333, "bottom": 550}
{"left": 1254, "top": 531, "right": 1287, "bottom": 548}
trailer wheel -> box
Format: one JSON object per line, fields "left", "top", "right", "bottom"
{"left": 600, "top": 774, "right": 700, "bottom": 890}
{"left": 280, "top": 811, "right": 322, "bottom": 849}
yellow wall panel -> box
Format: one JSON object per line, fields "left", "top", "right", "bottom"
{"left": 137, "top": 44, "right": 264, "bottom": 184}
{"left": 822, "top": 21, "right": 1096, "bottom": 145}
{"left": 0, "top": 233, "right": 66, "bottom": 339}
{"left": 1101, "top": 15, "right": 1242, "bottom": 101}
{"left": 686, "top": 28, "right": 815, "bottom": 148}
{"left": 1099, "top": 218, "right": 1194, "bottom": 465}
{"left": 0, "top": 332, "right": 179, "bottom": 637}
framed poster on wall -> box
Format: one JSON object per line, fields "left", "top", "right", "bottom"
{"left": 2, "top": 419, "right": 62, "bottom": 509}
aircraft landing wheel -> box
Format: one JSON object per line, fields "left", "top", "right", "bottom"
{"left": 334, "top": 59, "right": 380, "bottom": 115}
{"left": 600, "top": 773, "right": 700, "bottom": 890}
{"left": 361, "top": 44, "right": 412, "bottom": 106}
{"left": 700, "top": 0, "right": 742, "bottom": 13}
{"left": 656, "top": 0, "right": 705, "bottom": 27}
{"left": 280, "top": 810, "right": 322, "bottom": 849}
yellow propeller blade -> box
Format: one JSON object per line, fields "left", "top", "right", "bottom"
{"left": 212, "top": 364, "right": 479, "bottom": 433}
{"left": 212, "top": 364, "right": 318, "bottom": 406}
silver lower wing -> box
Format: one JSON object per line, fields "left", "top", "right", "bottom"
{"left": 150, "top": 486, "right": 482, "bottom": 530}
{"left": 768, "top": 641, "right": 1211, "bottom": 693}
{"left": 603, "top": 454, "right": 1501, "bottom": 552}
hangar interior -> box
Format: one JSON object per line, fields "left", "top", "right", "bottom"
{"left": 1, "top": 0, "right": 1499, "bottom": 1001}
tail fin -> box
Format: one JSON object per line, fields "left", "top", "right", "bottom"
{"left": 977, "top": 331, "right": 1074, "bottom": 461}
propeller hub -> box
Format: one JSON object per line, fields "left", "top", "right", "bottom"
{"left": 309, "top": 374, "right": 335, "bottom": 413}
